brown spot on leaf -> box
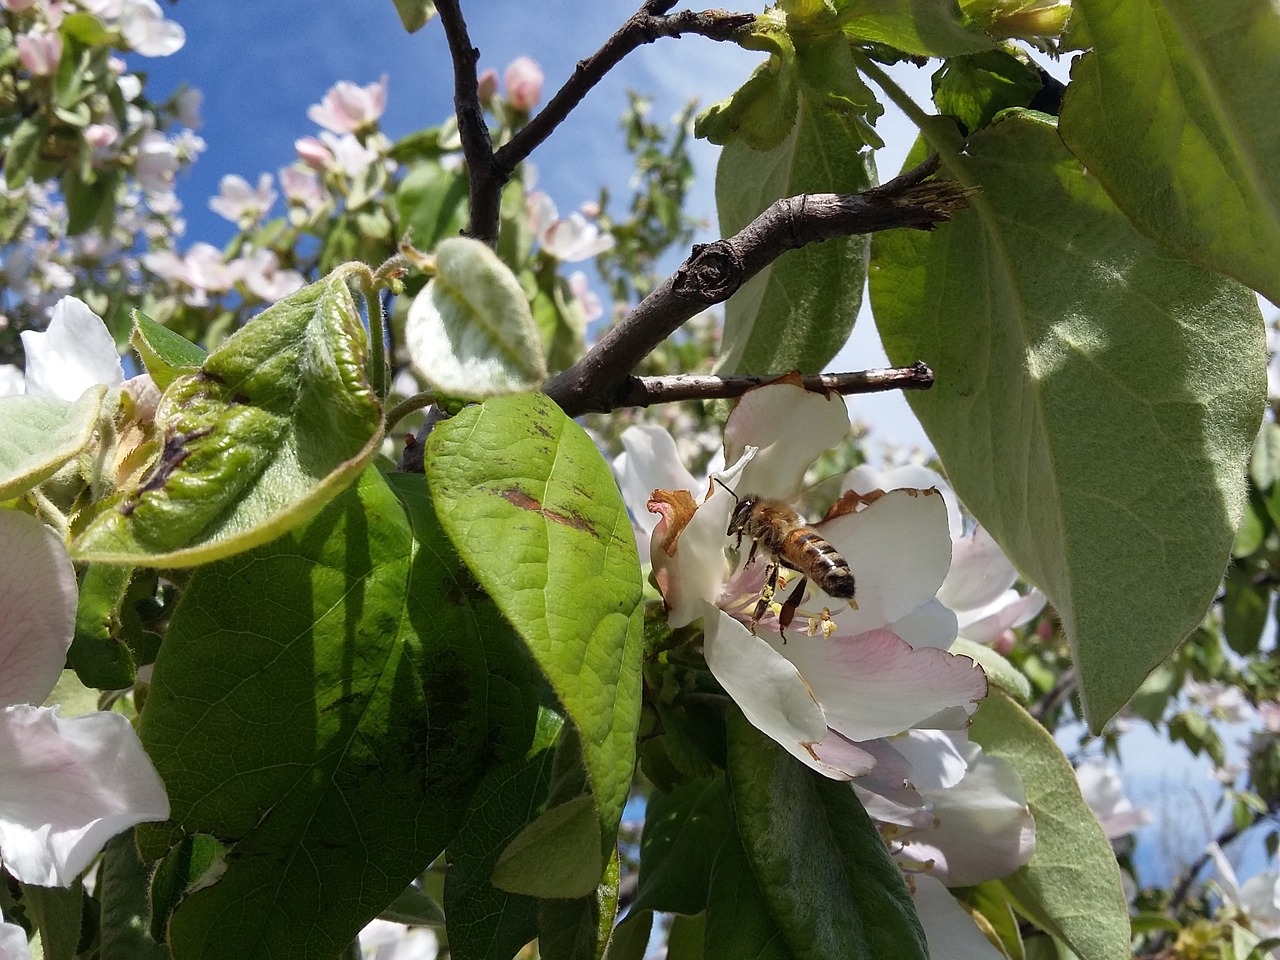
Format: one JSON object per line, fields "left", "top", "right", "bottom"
{"left": 501, "top": 487, "right": 595, "bottom": 535}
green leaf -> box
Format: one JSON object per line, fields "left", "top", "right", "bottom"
{"left": 145, "top": 833, "right": 225, "bottom": 942}
{"left": 635, "top": 777, "right": 732, "bottom": 915}
{"left": 705, "top": 825, "right": 794, "bottom": 960}
{"left": 130, "top": 310, "right": 206, "bottom": 391}
{"left": 70, "top": 562, "right": 137, "bottom": 689}
{"left": 970, "top": 688, "right": 1130, "bottom": 960}
{"left": 870, "top": 112, "right": 1264, "bottom": 727}
{"left": 537, "top": 847, "right": 620, "bottom": 960}
{"left": 395, "top": 160, "right": 469, "bottom": 253}
{"left": 63, "top": 166, "right": 117, "bottom": 237}
{"left": 5, "top": 116, "right": 47, "bottom": 188}
{"left": 932, "top": 50, "right": 1044, "bottom": 132}
{"left": 426, "top": 392, "right": 645, "bottom": 853}
{"left": 605, "top": 910, "right": 653, "bottom": 960}
{"left": 1060, "top": 0, "right": 1280, "bottom": 303}
{"left": 98, "top": 830, "right": 169, "bottom": 960}
{"left": 952, "top": 637, "right": 1031, "bottom": 702}
{"left": 492, "top": 794, "right": 602, "bottom": 898}
{"left": 724, "top": 709, "right": 928, "bottom": 960}
{"left": 1252, "top": 422, "right": 1280, "bottom": 489}
{"left": 715, "top": 100, "right": 874, "bottom": 375}
{"left": 444, "top": 749, "right": 553, "bottom": 960}
{"left": 1222, "top": 564, "right": 1269, "bottom": 656}
{"left": 72, "top": 266, "right": 384, "bottom": 566}
{"left": 392, "top": 0, "right": 436, "bottom": 32}
{"left": 695, "top": 28, "right": 799, "bottom": 152}
{"left": 379, "top": 885, "right": 446, "bottom": 927}
{"left": 139, "top": 467, "right": 539, "bottom": 959}
{"left": 21, "top": 882, "right": 83, "bottom": 960}
{"left": 405, "top": 237, "right": 548, "bottom": 398}
{"left": 0, "top": 388, "right": 104, "bottom": 499}
{"left": 839, "top": 0, "right": 997, "bottom": 56}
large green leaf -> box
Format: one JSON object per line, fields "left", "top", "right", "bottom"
{"left": 715, "top": 99, "right": 875, "bottom": 375}
{"left": 870, "top": 112, "right": 1263, "bottom": 727}
{"left": 139, "top": 467, "right": 539, "bottom": 959}
{"left": 839, "top": 0, "right": 997, "bottom": 56}
{"left": 72, "top": 266, "right": 383, "bottom": 566}
{"left": 635, "top": 776, "right": 732, "bottom": 916}
{"left": 704, "top": 828, "right": 795, "bottom": 960}
{"left": 970, "top": 689, "right": 1130, "bottom": 960}
{"left": 724, "top": 710, "right": 928, "bottom": 960}
{"left": 426, "top": 392, "right": 644, "bottom": 860}
{"left": 1060, "top": 0, "right": 1280, "bottom": 303}
{"left": 0, "top": 387, "right": 104, "bottom": 499}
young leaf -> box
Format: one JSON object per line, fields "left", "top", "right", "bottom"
{"left": 139, "top": 467, "right": 539, "bottom": 959}
{"left": 130, "top": 311, "right": 206, "bottom": 391}
{"left": 491, "top": 794, "right": 602, "bottom": 898}
{"left": 426, "top": 392, "right": 645, "bottom": 858}
{"left": 395, "top": 160, "right": 469, "bottom": 255}
{"left": 0, "top": 388, "right": 105, "bottom": 499}
{"left": 724, "top": 710, "right": 929, "bottom": 960}
{"left": 392, "top": 0, "right": 436, "bottom": 32}
{"left": 715, "top": 101, "right": 874, "bottom": 375}
{"left": 405, "top": 237, "right": 548, "bottom": 399}
{"left": 72, "top": 266, "right": 384, "bottom": 566}
{"left": 931, "top": 49, "right": 1045, "bottom": 132}
{"left": 19, "top": 881, "right": 83, "bottom": 960}
{"left": 969, "top": 689, "right": 1130, "bottom": 960}
{"left": 635, "top": 776, "right": 732, "bottom": 916}
{"left": 870, "top": 112, "right": 1263, "bottom": 728}
{"left": 1060, "top": 0, "right": 1280, "bottom": 303}
{"left": 839, "top": 0, "right": 997, "bottom": 57}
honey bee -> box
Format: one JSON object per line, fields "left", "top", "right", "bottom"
{"left": 715, "top": 479, "right": 856, "bottom": 640}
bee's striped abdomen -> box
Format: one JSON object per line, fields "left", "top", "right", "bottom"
{"left": 783, "top": 529, "right": 856, "bottom": 599}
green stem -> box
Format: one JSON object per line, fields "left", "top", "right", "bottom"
{"left": 384, "top": 391, "right": 437, "bottom": 434}
{"left": 853, "top": 53, "right": 973, "bottom": 183}
{"left": 29, "top": 488, "right": 69, "bottom": 541}
{"left": 362, "top": 279, "right": 389, "bottom": 402}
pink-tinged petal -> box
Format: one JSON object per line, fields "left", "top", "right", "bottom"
{"left": 845, "top": 463, "right": 961, "bottom": 539}
{"left": 0, "top": 920, "right": 30, "bottom": 960}
{"left": 704, "top": 607, "right": 828, "bottom": 751}
{"left": 839, "top": 737, "right": 922, "bottom": 802}
{"left": 21, "top": 297, "right": 124, "bottom": 401}
{"left": 903, "top": 746, "right": 1035, "bottom": 886}
{"left": 723, "top": 382, "right": 849, "bottom": 501}
{"left": 613, "top": 424, "right": 699, "bottom": 535}
{"left": 959, "top": 588, "right": 1046, "bottom": 644}
{"left": 890, "top": 599, "right": 958, "bottom": 651}
{"left": 779, "top": 629, "right": 986, "bottom": 742}
{"left": 893, "top": 729, "right": 968, "bottom": 791}
{"left": 0, "top": 512, "right": 76, "bottom": 707}
{"left": 939, "top": 526, "right": 1018, "bottom": 612}
{"left": 804, "top": 729, "right": 878, "bottom": 780}
{"left": 823, "top": 489, "right": 952, "bottom": 630}
{"left": 0, "top": 705, "right": 170, "bottom": 886}
{"left": 912, "top": 875, "right": 1008, "bottom": 960}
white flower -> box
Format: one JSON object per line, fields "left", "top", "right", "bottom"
{"left": 526, "top": 192, "right": 615, "bottom": 262}
{"left": 0, "top": 510, "right": 170, "bottom": 886}
{"left": 0, "top": 919, "right": 30, "bottom": 960}
{"left": 626, "top": 380, "right": 987, "bottom": 782}
{"left": 118, "top": 0, "right": 184, "bottom": 56}
{"left": 358, "top": 920, "right": 438, "bottom": 960}
{"left": 1209, "top": 843, "right": 1280, "bottom": 942}
{"left": 1185, "top": 679, "right": 1250, "bottom": 723}
{"left": 238, "top": 248, "right": 304, "bottom": 303}
{"left": 1075, "top": 757, "right": 1151, "bottom": 841}
{"left": 18, "top": 297, "right": 125, "bottom": 401}
{"left": 307, "top": 75, "right": 389, "bottom": 135}
{"left": 208, "top": 173, "right": 276, "bottom": 225}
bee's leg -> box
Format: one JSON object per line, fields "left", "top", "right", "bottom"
{"left": 777, "top": 576, "right": 808, "bottom": 645}
{"left": 745, "top": 539, "right": 760, "bottom": 568}
{"left": 750, "top": 562, "right": 779, "bottom": 635}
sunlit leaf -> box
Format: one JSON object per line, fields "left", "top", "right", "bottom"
{"left": 839, "top": 0, "right": 997, "bottom": 56}
{"left": 130, "top": 311, "right": 206, "bottom": 391}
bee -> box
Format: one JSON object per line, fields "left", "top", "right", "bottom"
{"left": 714, "top": 479, "right": 856, "bottom": 640}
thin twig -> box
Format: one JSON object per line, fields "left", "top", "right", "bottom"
{"left": 616, "top": 364, "right": 934, "bottom": 407}
{"left": 544, "top": 155, "right": 977, "bottom": 417}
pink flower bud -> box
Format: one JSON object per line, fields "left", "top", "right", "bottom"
{"left": 295, "top": 136, "right": 335, "bottom": 171}
{"left": 476, "top": 68, "right": 498, "bottom": 104}
{"left": 16, "top": 31, "right": 62, "bottom": 77}
{"left": 503, "top": 56, "right": 543, "bottom": 113}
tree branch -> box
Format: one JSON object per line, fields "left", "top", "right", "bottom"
{"left": 544, "top": 155, "right": 977, "bottom": 416}
{"left": 616, "top": 364, "right": 934, "bottom": 407}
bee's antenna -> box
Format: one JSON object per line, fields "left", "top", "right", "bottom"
{"left": 712, "top": 477, "right": 741, "bottom": 503}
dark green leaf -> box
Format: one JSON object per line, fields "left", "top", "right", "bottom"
{"left": 715, "top": 102, "right": 874, "bottom": 375}
{"left": 395, "top": 160, "right": 468, "bottom": 253}
{"left": 870, "top": 112, "right": 1263, "bottom": 727}
{"left": 73, "top": 266, "right": 384, "bottom": 566}
{"left": 63, "top": 166, "right": 117, "bottom": 236}
{"left": 5, "top": 116, "right": 47, "bottom": 188}
{"left": 604, "top": 910, "right": 653, "bottom": 960}
{"left": 704, "top": 827, "right": 794, "bottom": 960}
{"left": 20, "top": 881, "right": 83, "bottom": 960}
{"left": 98, "top": 830, "right": 169, "bottom": 960}
{"left": 1223, "top": 564, "right": 1269, "bottom": 656}
{"left": 427, "top": 393, "right": 645, "bottom": 857}
{"left": 145, "top": 833, "right": 225, "bottom": 943}
{"left": 970, "top": 689, "right": 1130, "bottom": 960}
{"left": 1060, "top": 0, "right": 1280, "bottom": 302}
{"left": 140, "top": 467, "right": 539, "bottom": 959}
{"left": 537, "top": 847, "right": 621, "bottom": 960}
{"left": 635, "top": 777, "right": 732, "bottom": 916}
{"left": 725, "top": 710, "right": 928, "bottom": 960}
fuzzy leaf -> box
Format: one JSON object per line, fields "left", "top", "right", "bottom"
{"left": 0, "top": 387, "right": 104, "bottom": 499}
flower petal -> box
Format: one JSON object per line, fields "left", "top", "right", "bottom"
{"left": 0, "top": 511, "right": 77, "bottom": 707}
{"left": 912, "top": 874, "right": 1008, "bottom": 960}
{"left": 20, "top": 297, "right": 124, "bottom": 401}
{"left": 779, "top": 628, "right": 986, "bottom": 742}
{"left": 902, "top": 743, "right": 1035, "bottom": 886}
{"left": 0, "top": 920, "right": 31, "bottom": 960}
{"left": 704, "top": 607, "right": 828, "bottom": 752}
{"left": 0, "top": 705, "right": 170, "bottom": 885}
{"left": 958, "top": 588, "right": 1047, "bottom": 644}
{"left": 938, "top": 526, "right": 1018, "bottom": 612}
{"left": 723, "top": 382, "right": 849, "bottom": 501}
{"left": 844, "top": 463, "right": 961, "bottom": 539}
{"left": 890, "top": 599, "right": 959, "bottom": 651}
{"left": 614, "top": 424, "right": 699, "bottom": 538}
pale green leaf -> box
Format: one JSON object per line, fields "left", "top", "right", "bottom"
{"left": 378, "top": 884, "right": 446, "bottom": 927}
{"left": 492, "top": 794, "right": 602, "bottom": 898}
{"left": 72, "top": 266, "right": 383, "bottom": 566}
{"left": 1060, "top": 0, "right": 1280, "bottom": 303}
{"left": 724, "top": 710, "right": 928, "bottom": 960}
{"left": 392, "top": 0, "right": 436, "bottom": 32}
{"left": 426, "top": 393, "right": 645, "bottom": 853}
{"left": 839, "top": 0, "right": 997, "bottom": 56}
{"left": 405, "top": 237, "right": 548, "bottom": 399}
{"left": 970, "top": 689, "right": 1130, "bottom": 960}
{"left": 952, "top": 637, "right": 1031, "bottom": 702}
{"left": 0, "top": 387, "right": 104, "bottom": 499}
{"left": 716, "top": 99, "right": 874, "bottom": 375}
{"left": 870, "top": 112, "right": 1264, "bottom": 727}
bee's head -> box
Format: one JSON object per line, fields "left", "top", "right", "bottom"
{"left": 714, "top": 478, "right": 753, "bottom": 536}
